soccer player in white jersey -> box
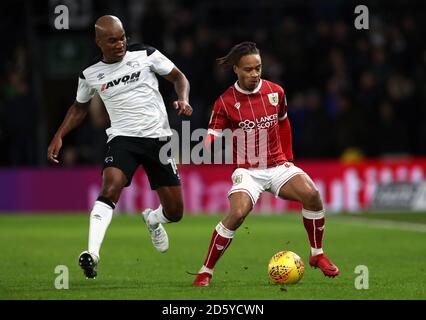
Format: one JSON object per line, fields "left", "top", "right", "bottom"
{"left": 47, "top": 15, "right": 192, "bottom": 279}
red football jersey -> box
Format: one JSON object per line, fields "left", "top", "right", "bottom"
{"left": 208, "top": 79, "right": 289, "bottom": 168}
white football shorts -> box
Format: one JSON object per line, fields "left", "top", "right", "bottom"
{"left": 228, "top": 162, "right": 306, "bottom": 206}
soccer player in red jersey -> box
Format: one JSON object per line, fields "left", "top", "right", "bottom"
{"left": 193, "top": 42, "right": 339, "bottom": 286}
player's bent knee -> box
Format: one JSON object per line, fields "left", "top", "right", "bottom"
{"left": 302, "top": 189, "right": 323, "bottom": 211}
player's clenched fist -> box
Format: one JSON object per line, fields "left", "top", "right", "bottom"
{"left": 173, "top": 100, "right": 193, "bottom": 116}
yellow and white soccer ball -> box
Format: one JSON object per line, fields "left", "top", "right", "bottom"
{"left": 268, "top": 251, "right": 305, "bottom": 284}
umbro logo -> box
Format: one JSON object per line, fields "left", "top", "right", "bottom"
{"left": 105, "top": 156, "right": 113, "bottom": 163}
{"left": 234, "top": 102, "right": 241, "bottom": 109}
{"left": 317, "top": 226, "right": 325, "bottom": 231}
{"left": 97, "top": 73, "right": 105, "bottom": 80}
{"left": 215, "top": 244, "right": 224, "bottom": 250}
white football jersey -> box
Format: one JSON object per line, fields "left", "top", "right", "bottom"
{"left": 76, "top": 44, "right": 175, "bottom": 141}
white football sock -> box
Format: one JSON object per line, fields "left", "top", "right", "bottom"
{"left": 199, "top": 265, "right": 214, "bottom": 275}
{"left": 88, "top": 201, "right": 114, "bottom": 259}
{"left": 147, "top": 205, "right": 171, "bottom": 227}
{"left": 311, "top": 247, "right": 324, "bottom": 256}
{"left": 216, "top": 222, "right": 235, "bottom": 238}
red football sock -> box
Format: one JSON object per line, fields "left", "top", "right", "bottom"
{"left": 203, "top": 222, "right": 234, "bottom": 270}
{"left": 302, "top": 209, "right": 325, "bottom": 249}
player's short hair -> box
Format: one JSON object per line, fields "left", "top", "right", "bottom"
{"left": 217, "top": 41, "right": 259, "bottom": 68}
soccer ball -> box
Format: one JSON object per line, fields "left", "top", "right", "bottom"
{"left": 268, "top": 251, "right": 305, "bottom": 284}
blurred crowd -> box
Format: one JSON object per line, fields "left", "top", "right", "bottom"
{"left": 1, "top": 0, "right": 426, "bottom": 167}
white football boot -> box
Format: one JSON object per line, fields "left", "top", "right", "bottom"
{"left": 142, "top": 208, "right": 169, "bottom": 253}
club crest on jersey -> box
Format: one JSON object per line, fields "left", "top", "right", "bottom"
{"left": 234, "top": 102, "right": 241, "bottom": 110}
{"left": 126, "top": 61, "right": 140, "bottom": 68}
{"left": 267, "top": 92, "right": 279, "bottom": 106}
{"left": 101, "top": 71, "right": 141, "bottom": 92}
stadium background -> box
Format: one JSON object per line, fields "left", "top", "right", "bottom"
{"left": 1, "top": 0, "right": 426, "bottom": 300}
{"left": 1, "top": 0, "right": 426, "bottom": 212}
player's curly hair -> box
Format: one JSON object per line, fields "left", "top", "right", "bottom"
{"left": 216, "top": 41, "right": 260, "bottom": 68}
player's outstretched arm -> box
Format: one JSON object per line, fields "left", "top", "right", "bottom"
{"left": 162, "top": 67, "right": 192, "bottom": 116}
{"left": 47, "top": 100, "right": 90, "bottom": 164}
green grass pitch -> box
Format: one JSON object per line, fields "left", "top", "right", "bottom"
{"left": 0, "top": 212, "right": 425, "bottom": 300}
